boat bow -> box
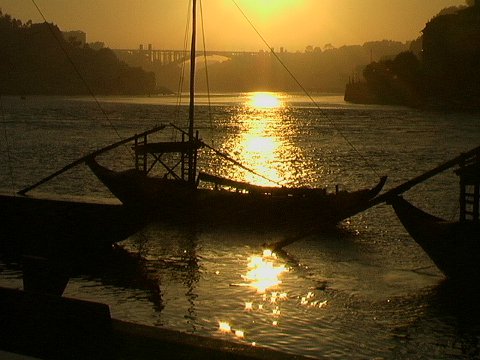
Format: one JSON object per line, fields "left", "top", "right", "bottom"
{"left": 389, "top": 196, "right": 480, "bottom": 280}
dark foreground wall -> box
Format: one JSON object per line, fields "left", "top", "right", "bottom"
{"left": 0, "top": 287, "right": 311, "bottom": 360}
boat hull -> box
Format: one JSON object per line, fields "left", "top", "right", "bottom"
{"left": 87, "top": 158, "right": 386, "bottom": 229}
{"left": 0, "top": 193, "right": 149, "bottom": 260}
{"left": 390, "top": 196, "right": 480, "bottom": 280}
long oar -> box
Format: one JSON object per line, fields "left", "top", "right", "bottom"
{"left": 270, "top": 145, "right": 480, "bottom": 249}
{"left": 266, "top": 228, "right": 318, "bottom": 251}
{"left": 362, "top": 144, "right": 480, "bottom": 211}
{"left": 18, "top": 125, "right": 166, "bottom": 195}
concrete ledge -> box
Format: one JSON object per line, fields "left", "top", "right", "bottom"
{"left": 112, "top": 319, "right": 309, "bottom": 359}
{"left": 0, "top": 287, "right": 313, "bottom": 360}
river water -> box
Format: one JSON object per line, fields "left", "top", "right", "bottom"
{"left": 1, "top": 93, "right": 479, "bottom": 359}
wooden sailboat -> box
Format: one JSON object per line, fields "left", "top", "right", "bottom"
{"left": 2, "top": 134, "right": 159, "bottom": 261}
{"left": 372, "top": 147, "right": 480, "bottom": 280}
{"left": 1, "top": 192, "right": 148, "bottom": 260}
{"left": 390, "top": 158, "right": 480, "bottom": 280}
{"left": 2, "top": 120, "right": 159, "bottom": 265}
{"left": 1, "top": 135, "right": 159, "bottom": 264}
{"left": 389, "top": 196, "right": 480, "bottom": 280}
{"left": 0, "top": 190, "right": 150, "bottom": 294}
{"left": 85, "top": 0, "right": 387, "bottom": 229}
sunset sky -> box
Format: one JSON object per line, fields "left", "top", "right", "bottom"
{"left": 0, "top": 0, "right": 467, "bottom": 51}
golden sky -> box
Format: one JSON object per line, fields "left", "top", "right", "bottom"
{"left": 0, "top": 0, "right": 467, "bottom": 51}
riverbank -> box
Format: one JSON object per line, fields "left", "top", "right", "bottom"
{"left": 344, "top": 81, "right": 480, "bottom": 112}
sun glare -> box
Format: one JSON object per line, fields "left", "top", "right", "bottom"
{"left": 218, "top": 321, "right": 232, "bottom": 333}
{"left": 248, "top": 92, "right": 283, "bottom": 109}
{"left": 243, "top": 252, "right": 287, "bottom": 293}
{"left": 242, "top": 0, "right": 300, "bottom": 18}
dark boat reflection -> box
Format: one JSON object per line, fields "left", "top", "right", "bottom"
{"left": 1, "top": 240, "right": 164, "bottom": 310}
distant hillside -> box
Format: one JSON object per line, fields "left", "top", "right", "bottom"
{"left": 0, "top": 11, "right": 156, "bottom": 96}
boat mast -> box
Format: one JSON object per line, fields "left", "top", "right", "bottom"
{"left": 187, "top": 0, "right": 197, "bottom": 185}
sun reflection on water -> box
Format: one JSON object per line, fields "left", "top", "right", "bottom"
{"left": 243, "top": 249, "right": 288, "bottom": 294}
{"left": 217, "top": 248, "right": 330, "bottom": 346}
{"left": 218, "top": 321, "right": 231, "bottom": 333}
{"left": 248, "top": 92, "right": 284, "bottom": 109}
{"left": 226, "top": 92, "right": 291, "bottom": 187}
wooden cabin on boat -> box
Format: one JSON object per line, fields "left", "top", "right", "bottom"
{"left": 457, "top": 155, "right": 480, "bottom": 223}
{"left": 133, "top": 129, "right": 201, "bottom": 186}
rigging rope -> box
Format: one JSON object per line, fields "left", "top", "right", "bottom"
{"left": 231, "top": 0, "right": 382, "bottom": 180}
{"left": 175, "top": 0, "right": 192, "bottom": 132}
{"left": 0, "top": 48, "right": 25, "bottom": 194}
{"left": 30, "top": 0, "right": 134, "bottom": 161}
{"left": 176, "top": 0, "right": 281, "bottom": 186}
{"left": 199, "top": 0, "right": 214, "bottom": 144}
{"left": 0, "top": 95, "right": 16, "bottom": 194}
{"left": 199, "top": 0, "right": 221, "bottom": 175}
{"left": 170, "top": 123, "right": 284, "bottom": 187}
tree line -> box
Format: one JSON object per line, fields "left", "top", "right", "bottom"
{"left": 345, "top": 3, "right": 480, "bottom": 111}
{"left": 0, "top": 11, "right": 156, "bottom": 96}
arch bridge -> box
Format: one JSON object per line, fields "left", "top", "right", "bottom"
{"left": 113, "top": 47, "right": 258, "bottom": 66}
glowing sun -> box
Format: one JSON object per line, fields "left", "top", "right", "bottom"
{"left": 241, "top": 0, "right": 300, "bottom": 18}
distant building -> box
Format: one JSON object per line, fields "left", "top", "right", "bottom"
{"left": 62, "top": 30, "right": 86, "bottom": 47}
{"left": 88, "top": 42, "right": 105, "bottom": 51}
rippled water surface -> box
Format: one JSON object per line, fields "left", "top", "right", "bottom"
{"left": 1, "top": 94, "right": 480, "bottom": 359}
